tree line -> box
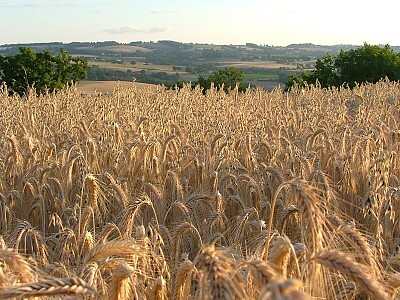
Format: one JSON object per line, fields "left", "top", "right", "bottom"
{"left": 286, "top": 43, "right": 400, "bottom": 89}
{"left": 2, "top": 43, "right": 400, "bottom": 96}
{"left": 173, "top": 43, "right": 400, "bottom": 92}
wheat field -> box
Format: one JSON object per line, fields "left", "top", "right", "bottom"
{"left": 0, "top": 81, "right": 400, "bottom": 299}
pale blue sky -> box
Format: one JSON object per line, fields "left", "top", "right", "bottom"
{"left": 0, "top": 0, "right": 398, "bottom": 46}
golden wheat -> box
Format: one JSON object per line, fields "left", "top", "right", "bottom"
{"left": 0, "top": 80, "right": 400, "bottom": 298}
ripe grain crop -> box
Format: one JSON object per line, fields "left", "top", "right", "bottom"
{"left": 0, "top": 80, "right": 400, "bottom": 299}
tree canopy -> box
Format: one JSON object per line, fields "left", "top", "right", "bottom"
{"left": 286, "top": 43, "right": 400, "bottom": 89}
{"left": 0, "top": 47, "right": 88, "bottom": 95}
{"left": 198, "top": 67, "right": 245, "bottom": 92}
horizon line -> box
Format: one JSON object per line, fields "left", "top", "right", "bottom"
{"left": 1, "top": 40, "right": 396, "bottom": 48}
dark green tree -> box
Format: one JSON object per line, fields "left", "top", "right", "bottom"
{"left": 313, "top": 54, "right": 339, "bottom": 86}
{"left": 286, "top": 70, "right": 316, "bottom": 89}
{"left": 0, "top": 47, "right": 88, "bottom": 95}
{"left": 198, "top": 67, "right": 245, "bottom": 92}
{"left": 286, "top": 54, "right": 338, "bottom": 89}
{"left": 286, "top": 43, "right": 400, "bottom": 89}
{"left": 335, "top": 43, "right": 400, "bottom": 87}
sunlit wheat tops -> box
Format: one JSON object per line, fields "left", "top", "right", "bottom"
{"left": 0, "top": 80, "right": 399, "bottom": 299}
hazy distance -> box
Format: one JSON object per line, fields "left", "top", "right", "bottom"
{"left": 0, "top": 0, "right": 398, "bottom": 46}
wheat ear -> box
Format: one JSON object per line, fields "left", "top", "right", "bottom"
{"left": 0, "top": 248, "right": 36, "bottom": 283}
{"left": 339, "top": 223, "right": 379, "bottom": 274}
{"left": 82, "top": 240, "right": 143, "bottom": 266}
{"left": 310, "top": 249, "right": 389, "bottom": 300}
{"left": 260, "top": 279, "right": 308, "bottom": 300}
{"left": 0, "top": 277, "right": 96, "bottom": 299}
{"left": 108, "top": 262, "right": 134, "bottom": 300}
{"left": 148, "top": 276, "right": 167, "bottom": 300}
{"left": 268, "top": 236, "right": 291, "bottom": 278}
{"left": 173, "top": 255, "right": 197, "bottom": 300}
{"left": 196, "top": 244, "right": 245, "bottom": 300}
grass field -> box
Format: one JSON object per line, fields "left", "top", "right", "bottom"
{"left": 86, "top": 57, "right": 294, "bottom": 90}
{"left": 1, "top": 81, "right": 399, "bottom": 299}
{"left": 89, "top": 61, "right": 176, "bottom": 73}
{"left": 246, "top": 80, "right": 283, "bottom": 90}
{"left": 222, "top": 60, "right": 296, "bottom": 69}
{"left": 100, "top": 45, "right": 152, "bottom": 53}
{"left": 244, "top": 73, "right": 279, "bottom": 81}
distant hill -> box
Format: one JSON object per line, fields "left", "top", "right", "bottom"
{"left": 0, "top": 40, "right": 366, "bottom": 58}
{"left": 1, "top": 41, "right": 399, "bottom": 90}
{"left": 0, "top": 40, "right": 363, "bottom": 71}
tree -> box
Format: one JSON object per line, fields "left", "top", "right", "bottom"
{"left": 335, "top": 43, "right": 400, "bottom": 87}
{"left": 286, "top": 70, "right": 316, "bottom": 89}
{"left": 0, "top": 47, "right": 88, "bottom": 95}
{"left": 198, "top": 67, "right": 245, "bottom": 92}
{"left": 286, "top": 43, "right": 400, "bottom": 89}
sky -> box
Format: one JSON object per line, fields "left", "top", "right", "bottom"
{"left": 0, "top": 0, "right": 398, "bottom": 46}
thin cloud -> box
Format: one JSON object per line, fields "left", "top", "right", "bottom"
{"left": 151, "top": 8, "right": 188, "bottom": 14}
{"left": 92, "top": 9, "right": 116, "bottom": 15}
{"left": 0, "top": 1, "right": 41, "bottom": 7}
{"left": 104, "top": 26, "right": 168, "bottom": 34}
{"left": 0, "top": 1, "right": 74, "bottom": 8}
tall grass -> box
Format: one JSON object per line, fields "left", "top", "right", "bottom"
{"left": 0, "top": 80, "right": 399, "bottom": 299}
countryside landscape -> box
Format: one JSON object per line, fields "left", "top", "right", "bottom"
{"left": 1, "top": 0, "right": 400, "bottom": 298}
{"left": 0, "top": 41, "right": 371, "bottom": 92}
{"left": 1, "top": 39, "right": 400, "bottom": 299}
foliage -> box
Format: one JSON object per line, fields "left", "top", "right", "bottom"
{"left": 198, "top": 67, "right": 245, "bottom": 92}
{"left": 0, "top": 47, "right": 88, "bottom": 95}
{"left": 87, "top": 67, "right": 179, "bottom": 86}
{"left": 335, "top": 44, "right": 400, "bottom": 86}
{"left": 286, "top": 43, "right": 400, "bottom": 89}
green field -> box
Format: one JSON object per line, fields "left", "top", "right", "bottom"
{"left": 90, "top": 61, "right": 176, "bottom": 74}
{"left": 244, "top": 73, "right": 279, "bottom": 81}
{"left": 1, "top": 41, "right": 364, "bottom": 90}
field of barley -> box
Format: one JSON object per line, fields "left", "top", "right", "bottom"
{"left": 1, "top": 80, "right": 400, "bottom": 299}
